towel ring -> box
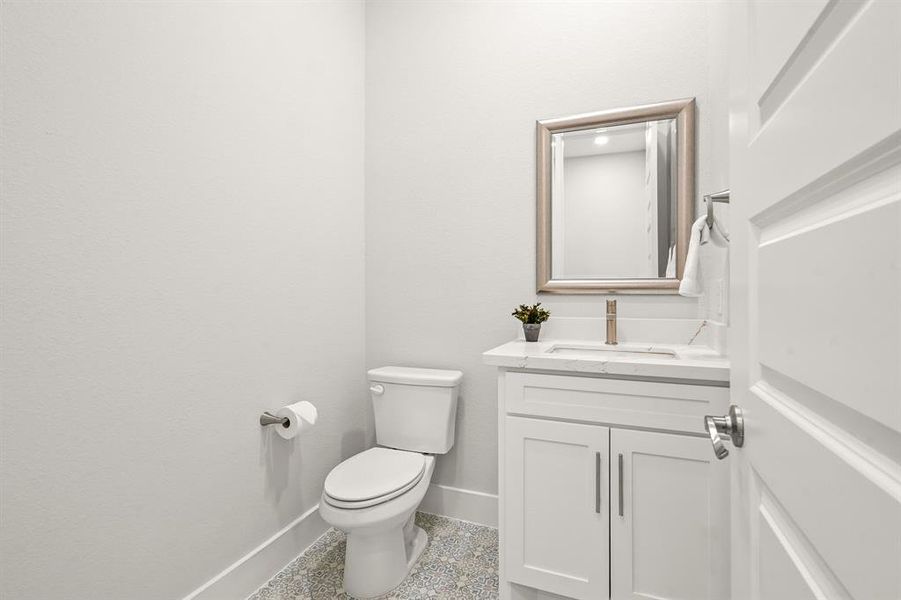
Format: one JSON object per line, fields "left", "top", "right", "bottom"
{"left": 705, "top": 189, "right": 730, "bottom": 228}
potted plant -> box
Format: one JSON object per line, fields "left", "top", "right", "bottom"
{"left": 512, "top": 302, "right": 551, "bottom": 342}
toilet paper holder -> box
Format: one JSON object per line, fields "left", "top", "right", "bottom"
{"left": 260, "top": 411, "right": 289, "bottom": 427}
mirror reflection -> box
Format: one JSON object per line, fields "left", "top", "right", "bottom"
{"left": 550, "top": 119, "right": 677, "bottom": 280}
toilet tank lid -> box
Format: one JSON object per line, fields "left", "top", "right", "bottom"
{"left": 368, "top": 366, "right": 463, "bottom": 387}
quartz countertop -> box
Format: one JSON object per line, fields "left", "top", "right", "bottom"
{"left": 482, "top": 339, "right": 729, "bottom": 384}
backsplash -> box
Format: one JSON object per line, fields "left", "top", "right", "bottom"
{"left": 522, "top": 316, "right": 726, "bottom": 352}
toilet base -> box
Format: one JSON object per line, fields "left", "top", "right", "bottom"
{"left": 343, "top": 514, "right": 429, "bottom": 599}
{"left": 405, "top": 523, "right": 428, "bottom": 571}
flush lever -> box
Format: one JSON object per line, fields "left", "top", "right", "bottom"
{"left": 703, "top": 405, "right": 744, "bottom": 460}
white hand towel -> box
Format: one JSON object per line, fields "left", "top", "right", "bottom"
{"left": 665, "top": 245, "right": 676, "bottom": 278}
{"left": 700, "top": 220, "right": 711, "bottom": 245}
{"left": 679, "top": 215, "right": 708, "bottom": 297}
{"left": 709, "top": 217, "right": 730, "bottom": 247}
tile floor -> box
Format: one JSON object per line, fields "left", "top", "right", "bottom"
{"left": 248, "top": 512, "right": 499, "bottom": 600}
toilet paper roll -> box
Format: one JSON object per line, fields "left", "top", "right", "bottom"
{"left": 275, "top": 401, "right": 318, "bottom": 440}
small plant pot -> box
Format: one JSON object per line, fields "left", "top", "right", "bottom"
{"left": 522, "top": 323, "right": 542, "bottom": 342}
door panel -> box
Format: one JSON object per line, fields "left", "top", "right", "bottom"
{"left": 750, "top": 0, "right": 829, "bottom": 104}
{"left": 730, "top": 1, "right": 901, "bottom": 599}
{"left": 758, "top": 199, "right": 900, "bottom": 430}
{"left": 757, "top": 507, "right": 828, "bottom": 600}
{"left": 748, "top": 383, "right": 899, "bottom": 599}
{"left": 750, "top": 0, "right": 900, "bottom": 209}
{"left": 504, "top": 416, "right": 609, "bottom": 600}
{"left": 754, "top": 473, "right": 856, "bottom": 600}
{"left": 610, "top": 429, "right": 727, "bottom": 600}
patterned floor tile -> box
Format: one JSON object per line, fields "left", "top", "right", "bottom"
{"left": 247, "top": 512, "right": 498, "bottom": 600}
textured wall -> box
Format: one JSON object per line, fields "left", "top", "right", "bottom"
{"left": 365, "top": 0, "right": 730, "bottom": 495}
{"left": 0, "top": 2, "right": 367, "bottom": 598}
{"left": 1, "top": 2, "right": 733, "bottom": 596}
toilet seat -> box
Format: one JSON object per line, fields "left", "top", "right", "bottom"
{"left": 324, "top": 447, "right": 426, "bottom": 509}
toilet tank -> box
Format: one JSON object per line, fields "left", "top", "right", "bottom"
{"left": 368, "top": 366, "right": 462, "bottom": 454}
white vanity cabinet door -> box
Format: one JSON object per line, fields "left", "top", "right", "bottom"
{"left": 504, "top": 416, "right": 609, "bottom": 600}
{"left": 610, "top": 428, "right": 728, "bottom": 600}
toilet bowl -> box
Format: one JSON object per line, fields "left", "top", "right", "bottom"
{"left": 319, "top": 449, "right": 435, "bottom": 598}
{"left": 318, "top": 366, "right": 462, "bottom": 599}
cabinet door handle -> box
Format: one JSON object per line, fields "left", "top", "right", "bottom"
{"left": 595, "top": 452, "right": 601, "bottom": 514}
{"left": 617, "top": 453, "right": 624, "bottom": 517}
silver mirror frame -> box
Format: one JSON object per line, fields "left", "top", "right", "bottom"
{"left": 536, "top": 98, "right": 695, "bottom": 294}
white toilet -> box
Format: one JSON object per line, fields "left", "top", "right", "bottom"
{"left": 318, "top": 366, "right": 462, "bottom": 599}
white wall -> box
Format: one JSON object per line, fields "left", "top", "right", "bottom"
{"left": 561, "top": 151, "right": 649, "bottom": 278}
{"left": 0, "top": 2, "right": 367, "bottom": 598}
{"left": 2, "top": 2, "right": 734, "bottom": 594}
{"left": 699, "top": 0, "right": 732, "bottom": 328}
{"left": 365, "top": 0, "right": 731, "bottom": 496}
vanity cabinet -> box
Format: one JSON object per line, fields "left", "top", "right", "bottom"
{"left": 610, "top": 428, "right": 724, "bottom": 600}
{"left": 504, "top": 417, "right": 610, "bottom": 599}
{"left": 498, "top": 370, "right": 729, "bottom": 600}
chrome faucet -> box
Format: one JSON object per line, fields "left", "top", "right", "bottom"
{"left": 605, "top": 299, "right": 618, "bottom": 345}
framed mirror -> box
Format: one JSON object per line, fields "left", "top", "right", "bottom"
{"left": 537, "top": 98, "right": 695, "bottom": 293}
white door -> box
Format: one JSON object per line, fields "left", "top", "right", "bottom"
{"left": 729, "top": 1, "right": 901, "bottom": 599}
{"left": 504, "top": 416, "right": 609, "bottom": 600}
{"left": 610, "top": 428, "right": 728, "bottom": 600}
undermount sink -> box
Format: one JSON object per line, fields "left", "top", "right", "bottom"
{"left": 545, "top": 343, "right": 678, "bottom": 359}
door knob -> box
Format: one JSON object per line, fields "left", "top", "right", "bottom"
{"left": 703, "top": 405, "right": 744, "bottom": 459}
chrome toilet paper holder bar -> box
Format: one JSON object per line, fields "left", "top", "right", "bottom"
{"left": 260, "top": 411, "right": 289, "bottom": 427}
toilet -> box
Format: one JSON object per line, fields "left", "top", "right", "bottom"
{"left": 318, "top": 366, "right": 462, "bottom": 598}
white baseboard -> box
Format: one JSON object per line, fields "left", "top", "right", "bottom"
{"left": 420, "top": 483, "right": 498, "bottom": 528}
{"left": 182, "top": 503, "right": 328, "bottom": 600}
{"left": 182, "top": 485, "right": 496, "bottom": 600}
